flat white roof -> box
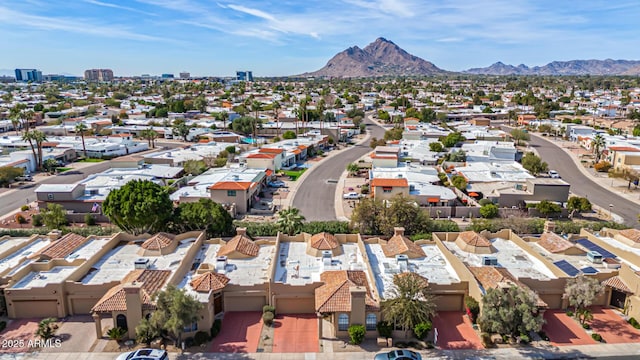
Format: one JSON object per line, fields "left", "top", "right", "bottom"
{"left": 201, "top": 243, "right": 274, "bottom": 286}
{"left": 35, "top": 184, "right": 81, "bottom": 193}
{"left": 445, "top": 237, "right": 556, "bottom": 280}
{"left": 456, "top": 162, "right": 534, "bottom": 183}
{"left": 65, "top": 237, "right": 112, "bottom": 261}
{"left": 81, "top": 238, "right": 197, "bottom": 285}
{"left": 365, "top": 243, "right": 460, "bottom": 299}
{"left": 594, "top": 235, "right": 640, "bottom": 262}
{"left": 143, "top": 143, "right": 237, "bottom": 164}
{"left": 0, "top": 238, "right": 51, "bottom": 275}
{"left": 274, "top": 242, "right": 367, "bottom": 285}
{"left": 171, "top": 167, "right": 265, "bottom": 200}
{"left": 11, "top": 266, "right": 78, "bottom": 289}
{"left": 530, "top": 242, "right": 616, "bottom": 275}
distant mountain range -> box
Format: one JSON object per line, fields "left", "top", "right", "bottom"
{"left": 302, "top": 37, "right": 447, "bottom": 77}
{"left": 302, "top": 38, "right": 640, "bottom": 77}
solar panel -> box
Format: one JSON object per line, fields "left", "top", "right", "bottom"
{"left": 553, "top": 260, "right": 579, "bottom": 276}
{"left": 576, "top": 239, "right": 617, "bottom": 259}
{"left": 581, "top": 267, "right": 599, "bottom": 274}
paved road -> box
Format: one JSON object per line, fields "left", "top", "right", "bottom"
{"left": 292, "top": 118, "right": 386, "bottom": 221}
{"left": 527, "top": 134, "right": 639, "bottom": 227}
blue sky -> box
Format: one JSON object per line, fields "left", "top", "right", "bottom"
{"left": 1, "top": 0, "right": 639, "bottom": 77}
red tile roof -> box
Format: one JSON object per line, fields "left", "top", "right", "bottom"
{"left": 210, "top": 181, "right": 253, "bottom": 190}
{"left": 259, "top": 148, "right": 284, "bottom": 154}
{"left": 537, "top": 232, "right": 574, "bottom": 253}
{"left": 370, "top": 178, "right": 409, "bottom": 187}
{"left": 619, "top": 229, "right": 640, "bottom": 243}
{"left": 315, "top": 270, "right": 378, "bottom": 312}
{"left": 383, "top": 232, "right": 426, "bottom": 258}
{"left": 190, "top": 271, "right": 230, "bottom": 292}
{"left": 457, "top": 231, "right": 491, "bottom": 247}
{"left": 609, "top": 146, "right": 640, "bottom": 152}
{"left": 217, "top": 233, "right": 259, "bottom": 257}
{"left": 602, "top": 276, "right": 632, "bottom": 293}
{"left": 468, "top": 267, "right": 547, "bottom": 307}
{"left": 91, "top": 270, "right": 172, "bottom": 313}
{"left": 141, "top": 232, "right": 175, "bottom": 251}
{"left": 247, "top": 153, "right": 276, "bottom": 159}
{"left": 35, "top": 233, "right": 87, "bottom": 260}
{"left": 310, "top": 232, "right": 339, "bottom": 250}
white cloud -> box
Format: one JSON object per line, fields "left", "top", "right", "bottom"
{"left": 84, "top": 0, "right": 157, "bottom": 16}
{"left": 226, "top": 4, "right": 276, "bottom": 22}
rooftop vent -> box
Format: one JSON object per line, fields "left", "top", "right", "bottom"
{"left": 482, "top": 256, "right": 498, "bottom": 266}
{"left": 587, "top": 251, "right": 603, "bottom": 264}
{"left": 134, "top": 258, "right": 150, "bottom": 269}
{"left": 396, "top": 254, "right": 409, "bottom": 272}
{"left": 215, "top": 256, "right": 228, "bottom": 274}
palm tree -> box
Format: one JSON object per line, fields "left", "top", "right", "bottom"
{"left": 251, "top": 100, "right": 262, "bottom": 146}
{"left": 507, "top": 109, "right": 518, "bottom": 127}
{"left": 272, "top": 101, "right": 281, "bottom": 138}
{"left": 317, "top": 98, "right": 326, "bottom": 133}
{"left": 591, "top": 133, "right": 606, "bottom": 163}
{"left": 299, "top": 98, "right": 308, "bottom": 135}
{"left": 35, "top": 317, "right": 58, "bottom": 340}
{"left": 22, "top": 130, "right": 48, "bottom": 171}
{"left": 140, "top": 129, "right": 158, "bottom": 148}
{"left": 75, "top": 123, "right": 88, "bottom": 158}
{"left": 381, "top": 273, "right": 437, "bottom": 338}
{"left": 276, "top": 207, "right": 305, "bottom": 235}
{"left": 218, "top": 111, "right": 229, "bottom": 130}
{"left": 9, "top": 104, "right": 26, "bottom": 135}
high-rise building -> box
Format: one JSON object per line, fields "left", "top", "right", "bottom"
{"left": 14, "top": 69, "right": 43, "bottom": 82}
{"left": 84, "top": 69, "right": 114, "bottom": 81}
{"left": 236, "top": 70, "right": 253, "bottom": 82}
{"left": 161, "top": 73, "right": 174, "bottom": 79}
{"left": 179, "top": 72, "right": 190, "bottom": 79}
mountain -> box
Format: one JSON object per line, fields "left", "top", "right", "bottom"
{"left": 465, "top": 59, "right": 640, "bottom": 75}
{"left": 303, "top": 38, "right": 446, "bottom": 77}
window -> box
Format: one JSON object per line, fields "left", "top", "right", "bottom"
{"left": 338, "top": 313, "right": 349, "bottom": 331}
{"left": 47, "top": 194, "right": 54, "bottom": 200}
{"left": 382, "top": 186, "right": 392, "bottom": 193}
{"left": 116, "top": 314, "right": 128, "bottom": 330}
{"left": 227, "top": 190, "right": 236, "bottom": 196}
{"left": 366, "top": 314, "right": 377, "bottom": 331}
{"left": 183, "top": 321, "right": 198, "bottom": 332}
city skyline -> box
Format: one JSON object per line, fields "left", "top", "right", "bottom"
{"left": 1, "top": 0, "right": 639, "bottom": 77}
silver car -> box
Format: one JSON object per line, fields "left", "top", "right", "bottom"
{"left": 374, "top": 350, "right": 422, "bottom": 360}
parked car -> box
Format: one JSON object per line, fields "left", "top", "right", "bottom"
{"left": 548, "top": 170, "right": 560, "bottom": 178}
{"left": 15, "top": 174, "right": 33, "bottom": 182}
{"left": 343, "top": 192, "right": 361, "bottom": 199}
{"left": 267, "top": 181, "right": 287, "bottom": 188}
{"left": 374, "top": 350, "right": 422, "bottom": 360}
{"left": 116, "top": 348, "right": 168, "bottom": 360}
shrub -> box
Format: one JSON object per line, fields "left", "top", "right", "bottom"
{"left": 582, "top": 323, "right": 590, "bottom": 329}
{"left": 538, "top": 331, "right": 549, "bottom": 341}
{"left": 478, "top": 198, "right": 492, "bottom": 206}
{"left": 263, "top": 305, "right": 276, "bottom": 315}
{"left": 107, "top": 327, "right": 127, "bottom": 341}
{"left": 348, "top": 324, "right": 366, "bottom": 345}
{"left": 84, "top": 214, "right": 97, "bottom": 226}
{"left": 262, "top": 312, "right": 274, "bottom": 326}
{"left": 519, "top": 334, "right": 530, "bottom": 344}
{"left": 21, "top": 205, "right": 30, "bottom": 212}
{"left": 15, "top": 214, "right": 27, "bottom": 224}
{"left": 210, "top": 319, "right": 222, "bottom": 338}
{"left": 594, "top": 161, "right": 612, "bottom": 172}
{"left": 566, "top": 310, "right": 574, "bottom": 317}
{"left": 32, "top": 214, "right": 43, "bottom": 227}
{"left": 591, "top": 333, "right": 603, "bottom": 342}
{"left": 629, "top": 317, "right": 640, "bottom": 329}
{"left": 194, "top": 331, "right": 210, "bottom": 346}
{"left": 376, "top": 320, "right": 393, "bottom": 338}
{"left": 413, "top": 322, "right": 432, "bottom": 340}
{"left": 184, "top": 337, "right": 194, "bottom": 348}
{"left": 480, "top": 332, "right": 492, "bottom": 347}
{"left": 465, "top": 296, "right": 480, "bottom": 324}
{"left": 0, "top": 321, "right": 6, "bottom": 333}
{"left": 479, "top": 204, "right": 499, "bottom": 219}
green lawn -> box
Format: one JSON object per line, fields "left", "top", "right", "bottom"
{"left": 77, "top": 158, "right": 105, "bottom": 163}
{"left": 282, "top": 169, "right": 307, "bottom": 181}
{"left": 56, "top": 167, "right": 73, "bottom": 173}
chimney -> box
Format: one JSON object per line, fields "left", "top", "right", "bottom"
{"left": 47, "top": 230, "right": 62, "bottom": 241}
{"left": 124, "top": 282, "right": 144, "bottom": 338}
{"left": 350, "top": 286, "right": 367, "bottom": 326}
{"left": 393, "top": 227, "right": 405, "bottom": 237}
{"left": 544, "top": 221, "right": 556, "bottom": 233}
{"left": 236, "top": 227, "right": 247, "bottom": 236}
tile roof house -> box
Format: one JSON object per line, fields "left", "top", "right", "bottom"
{"left": 92, "top": 269, "right": 172, "bottom": 313}
{"left": 306, "top": 232, "right": 342, "bottom": 256}
{"left": 315, "top": 270, "right": 379, "bottom": 313}
{"left": 217, "top": 228, "right": 259, "bottom": 258}
{"left": 139, "top": 232, "right": 177, "bottom": 256}
{"left": 32, "top": 233, "right": 87, "bottom": 260}
{"left": 468, "top": 266, "right": 547, "bottom": 307}
{"left": 616, "top": 229, "right": 640, "bottom": 248}
{"left": 190, "top": 271, "right": 230, "bottom": 293}
{"left": 537, "top": 232, "right": 584, "bottom": 255}
{"left": 602, "top": 275, "right": 632, "bottom": 294}
{"left": 382, "top": 227, "right": 426, "bottom": 259}
{"left": 455, "top": 231, "right": 496, "bottom": 254}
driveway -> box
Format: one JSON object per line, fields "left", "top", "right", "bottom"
{"left": 0, "top": 318, "right": 40, "bottom": 353}
{"left": 543, "top": 310, "right": 595, "bottom": 346}
{"left": 209, "top": 312, "right": 262, "bottom": 353}
{"left": 589, "top": 307, "right": 640, "bottom": 344}
{"left": 272, "top": 314, "right": 318, "bottom": 353}
{"left": 292, "top": 117, "right": 385, "bottom": 221}
{"left": 43, "top": 315, "right": 97, "bottom": 353}
{"left": 432, "top": 312, "right": 483, "bottom": 350}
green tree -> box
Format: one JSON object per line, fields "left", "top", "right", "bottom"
{"left": 41, "top": 203, "right": 67, "bottom": 229}
{"left": 22, "top": 130, "right": 47, "bottom": 170}
{"left": 633, "top": 125, "right": 640, "bottom": 137}
{"left": 382, "top": 273, "right": 436, "bottom": 337}
{"left": 537, "top": 124, "right": 552, "bottom": 134}
{"left": 451, "top": 175, "right": 467, "bottom": 191}
{"left": 149, "top": 285, "right": 203, "bottom": 346}
{"left": 174, "top": 199, "right": 233, "bottom": 237}
{"left": 383, "top": 128, "right": 403, "bottom": 141}
{"left": 35, "top": 318, "right": 58, "bottom": 340}
{"left": 135, "top": 317, "right": 160, "bottom": 347}
{"left": 564, "top": 275, "right": 604, "bottom": 325}
{"left": 43, "top": 158, "right": 59, "bottom": 174}
{"left": 536, "top": 200, "right": 562, "bottom": 217}
{"left": 75, "top": 123, "right": 89, "bottom": 158}
{"left": 103, "top": 180, "right": 173, "bottom": 235}
{"left": 183, "top": 159, "right": 207, "bottom": 176}
{"left": 479, "top": 286, "right": 544, "bottom": 339}
{"left": 510, "top": 129, "right": 530, "bottom": 146}
{"left": 346, "top": 163, "right": 359, "bottom": 176}
{"left": 567, "top": 196, "right": 592, "bottom": 218}
{"left": 0, "top": 166, "right": 24, "bottom": 186}
{"left": 140, "top": 129, "right": 159, "bottom": 149}
{"left": 282, "top": 130, "right": 297, "bottom": 140}
{"left": 230, "top": 116, "right": 257, "bottom": 136}
{"left": 521, "top": 152, "right": 548, "bottom": 176}
{"left": 276, "top": 207, "right": 305, "bottom": 235}
{"left": 591, "top": 133, "right": 606, "bottom": 163}
{"left": 440, "top": 132, "right": 465, "bottom": 147}
{"left": 480, "top": 203, "right": 499, "bottom": 219}
{"left": 172, "top": 118, "right": 190, "bottom": 141}
{"left": 429, "top": 142, "right": 443, "bottom": 152}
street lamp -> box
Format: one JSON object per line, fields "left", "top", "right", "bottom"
{"left": 609, "top": 204, "right": 613, "bottom": 220}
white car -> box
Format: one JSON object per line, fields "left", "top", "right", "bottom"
{"left": 116, "top": 348, "right": 168, "bottom": 360}
{"left": 548, "top": 170, "right": 560, "bottom": 178}
{"left": 343, "top": 192, "right": 361, "bottom": 199}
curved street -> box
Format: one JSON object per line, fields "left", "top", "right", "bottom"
{"left": 292, "top": 118, "right": 385, "bottom": 221}
{"left": 527, "top": 134, "right": 639, "bottom": 227}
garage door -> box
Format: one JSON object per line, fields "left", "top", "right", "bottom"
{"left": 276, "top": 298, "right": 315, "bottom": 314}
{"left": 224, "top": 295, "right": 266, "bottom": 312}
{"left": 435, "top": 295, "right": 464, "bottom": 312}
{"left": 13, "top": 301, "right": 58, "bottom": 318}
{"left": 71, "top": 299, "right": 98, "bottom": 314}
{"left": 539, "top": 294, "right": 563, "bottom": 309}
